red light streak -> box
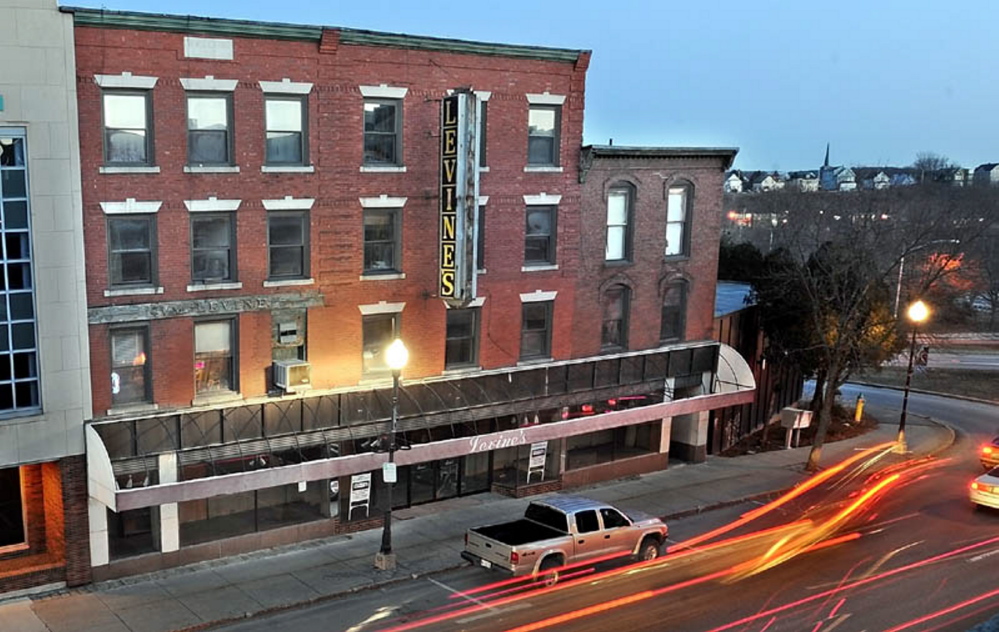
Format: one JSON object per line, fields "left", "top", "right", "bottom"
{"left": 705, "top": 535, "right": 999, "bottom": 632}
{"left": 882, "top": 586, "right": 999, "bottom": 632}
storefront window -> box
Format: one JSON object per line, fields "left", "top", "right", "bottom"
{"left": 178, "top": 482, "right": 324, "bottom": 548}
{"left": 566, "top": 422, "right": 658, "bottom": 470}
{"left": 492, "top": 440, "right": 561, "bottom": 489}
{"left": 0, "top": 466, "right": 25, "bottom": 548}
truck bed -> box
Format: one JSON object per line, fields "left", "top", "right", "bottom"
{"left": 471, "top": 519, "right": 565, "bottom": 546}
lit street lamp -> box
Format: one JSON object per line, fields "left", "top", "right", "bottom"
{"left": 375, "top": 338, "right": 409, "bottom": 571}
{"left": 896, "top": 300, "right": 929, "bottom": 454}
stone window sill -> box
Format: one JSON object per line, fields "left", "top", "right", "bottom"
{"left": 360, "top": 272, "right": 406, "bottom": 281}
{"left": 521, "top": 264, "right": 559, "bottom": 272}
{"left": 524, "top": 166, "right": 563, "bottom": 173}
{"left": 263, "top": 278, "right": 315, "bottom": 288}
{"left": 187, "top": 281, "right": 243, "bottom": 292}
{"left": 185, "top": 165, "right": 240, "bottom": 174}
{"left": 360, "top": 165, "right": 407, "bottom": 173}
{"left": 262, "top": 165, "right": 315, "bottom": 173}
{"left": 100, "top": 166, "right": 161, "bottom": 174}
{"left": 105, "top": 286, "right": 164, "bottom": 297}
{"left": 106, "top": 403, "right": 159, "bottom": 416}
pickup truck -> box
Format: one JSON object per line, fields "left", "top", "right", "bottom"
{"left": 461, "top": 495, "right": 668, "bottom": 585}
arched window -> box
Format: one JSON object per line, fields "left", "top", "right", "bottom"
{"left": 605, "top": 183, "right": 634, "bottom": 262}
{"left": 666, "top": 182, "right": 692, "bottom": 257}
{"left": 660, "top": 281, "right": 688, "bottom": 342}
{"left": 601, "top": 284, "right": 630, "bottom": 350}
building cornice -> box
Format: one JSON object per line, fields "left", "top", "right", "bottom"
{"left": 62, "top": 7, "right": 588, "bottom": 63}
{"left": 579, "top": 145, "right": 740, "bottom": 183}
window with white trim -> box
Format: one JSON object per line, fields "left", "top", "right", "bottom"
{"left": 601, "top": 285, "right": 630, "bottom": 350}
{"left": 362, "top": 313, "right": 399, "bottom": 375}
{"left": 445, "top": 309, "right": 479, "bottom": 369}
{"left": 528, "top": 105, "right": 560, "bottom": 166}
{"left": 363, "top": 100, "right": 402, "bottom": 166}
{"left": 265, "top": 96, "right": 307, "bottom": 165}
{"left": 525, "top": 205, "right": 556, "bottom": 265}
{"left": 111, "top": 326, "right": 151, "bottom": 406}
{"left": 666, "top": 183, "right": 692, "bottom": 257}
{"left": 660, "top": 281, "right": 688, "bottom": 342}
{"left": 268, "top": 212, "right": 309, "bottom": 280}
{"left": 520, "top": 301, "right": 553, "bottom": 360}
{"left": 187, "top": 94, "right": 232, "bottom": 165}
{"left": 108, "top": 216, "right": 156, "bottom": 287}
{"left": 103, "top": 91, "right": 153, "bottom": 165}
{"left": 195, "top": 320, "right": 236, "bottom": 394}
{"left": 606, "top": 184, "right": 633, "bottom": 262}
{"left": 191, "top": 214, "right": 235, "bottom": 283}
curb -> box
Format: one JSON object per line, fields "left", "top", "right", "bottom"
{"left": 175, "top": 562, "right": 469, "bottom": 632}
{"left": 850, "top": 381, "right": 999, "bottom": 407}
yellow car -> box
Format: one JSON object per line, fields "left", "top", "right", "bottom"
{"left": 981, "top": 437, "right": 999, "bottom": 469}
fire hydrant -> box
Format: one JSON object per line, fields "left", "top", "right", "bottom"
{"left": 854, "top": 393, "right": 865, "bottom": 423}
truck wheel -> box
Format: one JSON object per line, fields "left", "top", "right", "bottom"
{"left": 638, "top": 537, "right": 661, "bottom": 562}
{"left": 538, "top": 558, "right": 561, "bottom": 587}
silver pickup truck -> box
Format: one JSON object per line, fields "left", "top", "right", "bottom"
{"left": 461, "top": 495, "right": 668, "bottom": 585}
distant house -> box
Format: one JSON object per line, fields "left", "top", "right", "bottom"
{"left": 749, "top": 171, "right": 784, "bottom": 192}
{"left": 724, "top": 171, "right": 745, "bottom": 193}
{"left": 974, "top": 163, "right": 999, "bottom": 186}
{"left": 855, "top": 168, "right": 891, "bottom": 190}
{"left": 833, "top": 167, "right": 857, "bottom": 191}
{"left": 930, "top": 167, "right": 969, "bottom": 187}
{"left": 787, "top": 170, "right": 819, "bottom": 192}
{"left": 885, "top": 168, "right": 918, "bottom": 187}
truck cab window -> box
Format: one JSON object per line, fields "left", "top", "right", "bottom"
{"left": 600, "top": 508, "right": 630, "bottom": 529}
{"left": 575, "top": 510, "right": 600, "bottom": 533}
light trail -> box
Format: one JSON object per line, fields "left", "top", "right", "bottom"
{"left": 882, "top": 586, "right": 999, "bottom": 632}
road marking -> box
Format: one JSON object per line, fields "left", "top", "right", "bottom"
{"left": 427, "top": 577, "right": 495, "bottom": 610}
{"left": 456, "top": 602, "right": 533, "bottom": 624}
{"left": 968, "top": 547, "right": 999, "bottom": 563}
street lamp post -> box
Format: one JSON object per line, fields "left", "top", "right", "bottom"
{"left": 375, "top": 338, "right": 409, "bottom": 571}
{"left": 896, "top": 300, "right": 928, "bottom": 454}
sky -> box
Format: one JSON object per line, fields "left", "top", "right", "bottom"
{"left": 68, "top": 0, "right": 999, "bottom": 172}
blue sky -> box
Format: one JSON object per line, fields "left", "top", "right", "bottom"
{"left": 68, "top": 0, "right": 999, "bottom": 172}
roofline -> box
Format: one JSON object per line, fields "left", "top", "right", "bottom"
{"left": 60, "top": 6, "right": 589, "bottom": 63}
{"left": 582, "top": 145, "right": 739, "bottom": 170}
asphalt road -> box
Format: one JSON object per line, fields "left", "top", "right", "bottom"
{"left": 213, "top": 386, "right": 999, "bottom": 632}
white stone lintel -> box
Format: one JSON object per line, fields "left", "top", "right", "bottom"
{"left": 95, "top": 72, "right": 158, "bottom": 90}
{"left": 358, "top": 301, "right": 406, "bottom": 315}
{"left": 359, "top": 195, "right": 407, "bottom": 208}
{"left": 180, "top": 76, "right": 238, "bottom": 92}
{"left": 259, "top": 79, "right": 313, "bottom": 94}
{"left": 100, "top": 199, "right": 162, "bottom": 215}
{"left": 262, "top": 196, "right": 315, "bottom": 211}
{"left": 520, "top": 290, "right": 558, "bottom": 303}
{"left": 184, "top": 197, "right": 241, "bottom": 212}
{"left": 359, "top": 84, "right": 408, "bottom": 99}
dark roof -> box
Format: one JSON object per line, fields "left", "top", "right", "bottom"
{"left": 60, "top": 6, "right": 589, "bottom": 63}
{"left": 976, "top": 163, "right": 999, "bottom": 172}
{"left": 787, "top": 170, "right": 818, "bottom": 179}
{"left": 584, "top": 146, "right": 738, "bottom": 169}
{"left": 715, "top": 282, "right": 754, "bottom": 317}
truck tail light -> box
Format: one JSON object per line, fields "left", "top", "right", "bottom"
{"left": 984, "top": 446, "right": 995, "bottom": 456}
{"left": 510, "top": 551, "right": 519, "bottom": 564}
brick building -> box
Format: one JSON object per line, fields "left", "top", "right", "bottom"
{"left": 0, "top": 0, "right": 92, "bottom": 595}
{"left": 65, "top": 7, "right": 755, "bottom": 580}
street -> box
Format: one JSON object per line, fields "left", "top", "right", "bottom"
{"left": 212, "top": 385, "right": 999, "bottom": 632}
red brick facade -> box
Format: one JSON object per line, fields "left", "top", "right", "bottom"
{"left": 74, "top": 23, "right": 593, "bottom": 412}
{"left": 0, "top": 456, "right": 91, "bottom": 593}
{"left": 574, "top": 148, "right": 734, "bottom": 357}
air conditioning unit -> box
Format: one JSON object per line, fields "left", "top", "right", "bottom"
{"left": 273, "top": 359, "right": 311, "bottom": 393}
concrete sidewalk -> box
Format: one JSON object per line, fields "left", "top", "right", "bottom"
{"left": 0, "top": 416, "right": 955, "bottom": 632}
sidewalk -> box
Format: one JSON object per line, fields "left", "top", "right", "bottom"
{"left": 0, "top": 415, "right": 954, "bottom": 632}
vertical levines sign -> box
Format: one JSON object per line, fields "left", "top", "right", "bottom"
{"left": 439, "top": 91, "right": 479, "bottom": 305}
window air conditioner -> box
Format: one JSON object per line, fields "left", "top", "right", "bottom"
{"left": 273, "top": 359, "right": 311, "bottom": 393}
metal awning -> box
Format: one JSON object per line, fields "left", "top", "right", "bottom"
{"left": 87, "top": 342, "right": 755, "bottom": 511}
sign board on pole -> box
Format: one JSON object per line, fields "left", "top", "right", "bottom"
{"left": 382, "top": 462, "right": 397, "bottom": 484}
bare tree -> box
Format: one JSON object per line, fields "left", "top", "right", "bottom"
{"left": 911, "top": 152, "right": 957, "bottom": 179}
{"left": 749, "top": 185, "right": 999, "bottom": 471}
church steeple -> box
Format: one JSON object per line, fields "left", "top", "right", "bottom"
{"left": 823, "top": 142, "right": 830, "bottom": 168}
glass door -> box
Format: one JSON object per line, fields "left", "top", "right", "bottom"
{"left": 410, "top": 462, "right": 435, "bottom": 505}
{"left": 436, "top": 458, "right": 459, "bottom": 500}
